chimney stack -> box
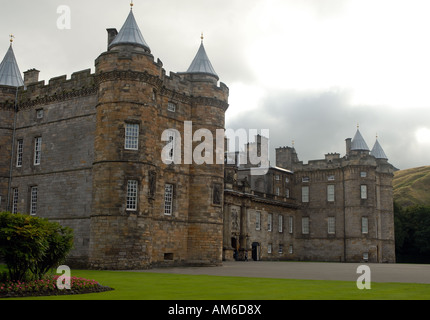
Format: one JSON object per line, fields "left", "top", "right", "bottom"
{"left": 345, "top": 138, "right": 352, "bottom": 155}
{"left": 107, "top": 28, "right": 118, "bottom": 48}
{"left": 23, "top": 69, "right": 40, "bottom": 86}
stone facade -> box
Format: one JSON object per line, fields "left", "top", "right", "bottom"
{"left": 223, "top": 136, "right": 396, "bottom": 264}
{"left": 0, "top": 8, "right": 229, "bottom": 269}
{"left": 0, "top": 7, "right": 396, "bottom": 270}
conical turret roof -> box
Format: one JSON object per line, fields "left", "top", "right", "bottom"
{"left": 109, "top": 8, "right": 150, "bottom": 52}
{"left": 0, "top": 44, "right": 24, "bottom": 87}
{"left": 186, "top": 38, "right": 219, "bottom": 80}
{"left": 371, "top": 138, "right": 388, "bottom": 160}
{"left": 351, "top": 128, "right": 370, "bottom": 151}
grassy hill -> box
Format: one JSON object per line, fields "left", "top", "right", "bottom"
{"left": 393, "top": 166, "right": 430, "bottom": 207}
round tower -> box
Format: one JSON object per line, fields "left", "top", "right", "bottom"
{"left": 0, "top": 39, "right": 24, "bottom": 212}
{"left": 89, "top": 6, "right": 162, "bottom": 269}
{"left": 182, "top": 36, "right": 229, "bottom": 265}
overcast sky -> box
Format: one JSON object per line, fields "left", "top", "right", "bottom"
{"left": 2, "top": 0, "right": 430, "bottom": 170}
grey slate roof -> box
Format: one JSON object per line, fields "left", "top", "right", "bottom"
{"left": 186, "top": 42, "right": 219, "bottom": 79}
{"left": 351, "top": 129, "right": 370, "bottom": 151}
{"left": 109, "top": 9, "right": 150, "bottom": 52}
{"left": 371, "top": 139, "right": 388, "bottom": 160}
{"left": 0, "top": 45, "right": 24, "bottom": 87}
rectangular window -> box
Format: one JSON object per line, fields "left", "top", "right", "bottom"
{"left": 268, "top": 213, "right": 272, "bottom": 232}
{"left": 12, "top": 188, "right": 18, "bottom": 214}
{"left": 362, "top": 217, "right": 369, "bottom": 234}
{"left": 279, "top": 215, "right": 283, "bottom": 233}
{"left": 30, "top": 187, "right": 38, "bottom": 216}
{"left": 328, "top": 175, "right": 335, "bottom": 181}
{"left": 278, "top": 244, "right": 283, "bottom": 254}
{"left": 289, "top": 245, "right": 293, "bottom": 254}
{"left": 125, "top": 123, "right": 139, "bottom": 150}
{"left": 164, "top": 184, "right": 174, "bottom": 216}
{"left": 36, "top": 109, "right": 44, "bottom": 119}
{"left": 361, "top": 171, "right": 367, "bottom": 178}
{"left": 167, "top": 102, "right": 176, "bottom": 112}
{"left": 361, "top": 185, "right": 368, "bottom": 200}
{"left": 328, "top": 217, "right": 336, "bottom": 234}
{"left": 16, "top": 139, "right": 23, "bottom": 167}
{"left": 289, "top": 216, "right": 293, "bottom": 234}
{"left": 302, "top": 186, "right": 309, "bottom": 203}
{"left": 34, "top": 137, "right": 42, "bottom": 165}
{"left": 275, "top": 174, "right": 280, "bottom": 181}
{"left": 126, "top": 180, "right": 138, "bottom": 211}
{"left": 212, "top": 184, "right": 222, "bottom": 205}
{"left": 327, "top": 185, "right": 335, "bottom": 202}
{"left": 302, "top": 177, "right": 310, "bottom": 183}
{"left": 166, "top": 130, "right": 176, "bottom": 162}
{"left": 256, "top": 211, "right": 261, "bottom": 230}
{"left": 285, "top": 188, "right": 290, "bottom": 198}
{"left": 302, "top": 217, "right": 310, "bottom": 234}
{"left": 268, "top": 243, "right": 272, "bottom": 254}
{"left": 276, "top": 187, "right": 280, "bottom": 196}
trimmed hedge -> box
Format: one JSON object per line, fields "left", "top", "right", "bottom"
{"left": 0, "top": 212, "right": 74, "bottom": 282}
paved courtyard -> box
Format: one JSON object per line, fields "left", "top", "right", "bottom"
{"left": 139, "top": 261, "right": 430, "bottom": 284}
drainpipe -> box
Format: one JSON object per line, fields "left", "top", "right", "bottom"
{"left": 342, "top": 166, "right": 347, "bottom": 262}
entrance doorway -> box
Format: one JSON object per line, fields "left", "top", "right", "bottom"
{"left": 252, "top": 242, "right": 260, "bottom": 261}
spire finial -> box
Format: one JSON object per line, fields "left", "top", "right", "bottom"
{"left": 201, "top": 32, "right": 204, "bottom": 43}
{"left": 9, "top": 34, "right": 14, "bottom": 44}
{"left": 130, "top": 0, "right": 134, "bottom": 9}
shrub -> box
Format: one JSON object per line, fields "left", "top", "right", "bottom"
{"left": 31, "top": 221, "right": 74, "bottom": 280}
{"left": 0, "top": 212, "right": 74, "bottom": 281}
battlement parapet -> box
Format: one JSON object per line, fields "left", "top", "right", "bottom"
{"left": 15, "top": 69, "right": 97, "bottom": 110}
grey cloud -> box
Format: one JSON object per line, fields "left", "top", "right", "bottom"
{"left": 226, "top": 88, "right": 430, "bottom": 170}
{"left": 2, "top": 0, "right": 430, "bottom": 170}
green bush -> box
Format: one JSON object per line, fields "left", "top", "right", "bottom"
{"left": 0, "top": 212, "right": 74, "bottom": 281}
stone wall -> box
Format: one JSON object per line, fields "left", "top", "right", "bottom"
{"left": 0, "top": 86, "right": 15, "bottom": 212}
{"left": 5, "top": 82, "right": 97, "bottom": 263}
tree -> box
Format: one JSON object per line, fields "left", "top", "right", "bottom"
{"left": 394, "top": 203, "right": 430, "bottom": 263}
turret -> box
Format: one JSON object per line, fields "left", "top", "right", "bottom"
{"left": 182, "top": 35, "right": 229, "bottom": 265}
{"left": 0, "top": 37, "right": 23, "bottom": 212}
{"left": 90, "top": 4, "right": 229, "bottom": 269}
{"left": 371, "top": 137, "right": 388, "bottom": 161}
{"left": 350, "top": 126, "right": 370, "bottom": 156}
{"left": 90, "top": 4, "right": 159, "bottom": 269}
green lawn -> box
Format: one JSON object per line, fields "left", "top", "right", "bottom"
{"left": 4, "top": 269, "right": 430, "bottom": 300}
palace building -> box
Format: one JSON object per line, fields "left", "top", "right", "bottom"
{"left": 0, "top": 4, "right": 396, "bottom": 269}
